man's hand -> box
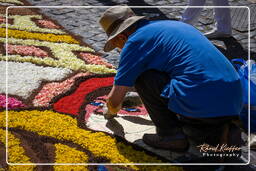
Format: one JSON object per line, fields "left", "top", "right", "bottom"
{"left": 103, "top": 85, "right": 131, "bottom": 119}
{"left": 103, "top": 100, "right": 121, "bottom": 119}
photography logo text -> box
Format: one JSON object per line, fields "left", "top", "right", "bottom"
{"left": 197, "top": 143, "right": 241, "bottom": 158}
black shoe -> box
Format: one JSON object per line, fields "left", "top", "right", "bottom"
{"left": 142, "top": 133, "right": 189, "bottom": 152}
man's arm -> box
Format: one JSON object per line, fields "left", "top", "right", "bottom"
{"left": 107, "top": 85, "right": 132, "bottom": 109}
{"left": 103, "top": 85, "right": 132, "bottom": 119}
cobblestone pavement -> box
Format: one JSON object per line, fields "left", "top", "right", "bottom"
{"left": 18, "top": 0, "right": 256, "bottom": 67}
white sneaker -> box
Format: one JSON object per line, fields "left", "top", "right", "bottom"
{"left": 204, "top": 30, "right": 231, "bottom": 39}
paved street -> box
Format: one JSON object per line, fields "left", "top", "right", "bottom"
{"left": 19, "top": 0, "right": 256, "bottom": 67}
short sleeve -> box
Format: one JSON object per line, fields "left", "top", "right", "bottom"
{"left": 114, "top": 39, "right": 155, "bottom": 86}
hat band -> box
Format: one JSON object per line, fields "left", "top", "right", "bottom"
{"left": 106, "top": 18, "right": 125, "bottom": 37}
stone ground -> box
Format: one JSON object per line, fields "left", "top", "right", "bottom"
{"left": 7, "top": 0, "right": 256, "bottom": 169}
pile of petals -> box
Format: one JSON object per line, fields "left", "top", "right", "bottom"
{"left": 53, "top": 76, "right": 114, "bottom": 115}
{"left": 33, "top": 72, "right": 90, "bottom": 107}
{"left": 0, "top": 16, "right": 6, "bottom": 23}
{"left": 6, "top": 44, "right": 48, "bottom": 57}
{"left": 79, "top": 52, "right": 114, "bottom": 68}
{"left": 37, "top": 19, "right": 60, "bottom": 29}
{"left": 0, "top": 94, "right": 26, "bottom": 109}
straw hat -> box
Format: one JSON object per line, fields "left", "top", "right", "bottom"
{"left": 99, "top": 6, "right": 145, "bottom": 52}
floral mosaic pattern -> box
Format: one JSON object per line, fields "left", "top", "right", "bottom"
{"left": 33, "top": 72, "right": 90, "bottom": 107}
{"left": 0, "top": 14, "right": 65, "bottom": 34}
{"left": 0, "top": 1, "right": 183, "bottom": 171}
{"left": 85, "top": 95, "right": 148, "bottom": 121}
{"left": 0, "top": 61, "right": 72, "bottom": 99}
{"left": 6, "top": 44, "right": 49, "bottom": 57}
{"left": 54, "top": 143, "right": 89, "bottom": 170}
{"left": 0, "top": 94, "right": 26, "bottom": 109}
{"left": 79, "top": 52, "right": 114, "bottom": 69}
{"left": 0, "top": 0, "right": 24, "bottom": 5}
{"left": 53, "top": 76, "right": 114, "bottom": 116}
{"left": 37, "top": 19, "right": 60, "bottom": 29}
{"left": 0, "top": 37, "right": 115, "bottom": 73}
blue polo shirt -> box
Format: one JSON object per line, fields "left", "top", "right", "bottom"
{"left": 114, "top": 20, "right": 243, "bottom": 118}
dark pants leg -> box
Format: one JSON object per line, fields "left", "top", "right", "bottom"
{"left": 179, "top": 115, "right": 240, "bottom": 146}
{"left": 135, "top": 70, "right": 183, "bottom": 136}
{"left": 134, "top": 70, "right": 240, "bottom": 146}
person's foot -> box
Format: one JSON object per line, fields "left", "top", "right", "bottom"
{"left": 142, "top": 133, "right": 189, "bottom": 152}
{"left": 204, "top": 30, "right": 231, "bottom": 39}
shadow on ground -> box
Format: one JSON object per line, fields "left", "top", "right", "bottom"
{"left": 96, "top": 0, "right": 175, "bottom": 20}
{"left": 213, "top": 37, "right": 256, "bottom": 60}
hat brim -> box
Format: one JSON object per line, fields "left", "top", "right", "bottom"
{"left": 103, "top": 16, "right": 145, "bottom": 52}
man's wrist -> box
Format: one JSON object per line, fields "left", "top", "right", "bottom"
{"left": 106, "top": 100, "right": 121, "bottom": 114}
